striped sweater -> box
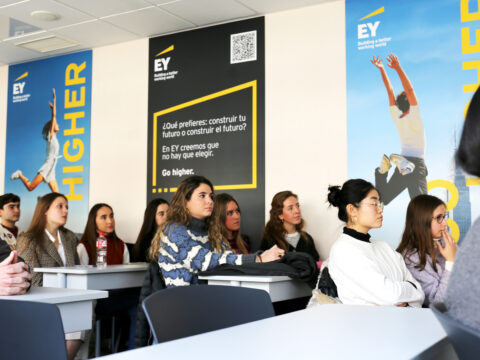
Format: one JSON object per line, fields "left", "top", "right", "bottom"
{"left": 158, "top": 217, "right": 256, "bottom": 287}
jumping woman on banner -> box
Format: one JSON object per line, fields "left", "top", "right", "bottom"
{"left": 11, "top": 88, "right": 60, "bottom": 193}
{"left": 371, "top": 54, "right": 428, "bottom": 205}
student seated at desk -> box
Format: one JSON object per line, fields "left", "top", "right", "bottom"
{"left": 327, "top": 179, "right": 424, "bottom": 307}
{"left": 77, "top": 203, "right": 129, "bottom": 265}
{"left": 0, "top": 193, "right": 22, "bottom": 248}
{"left": 209, "top": 193, "right": 251, "bottom": 254}
{"left": 78, "top": 203, "right": 137, "bottom": 351}
{"left": 132, "top": 198, "right": 169, "bottom": 262}
{"left": 16, "top": 192, "right": 82, "bottom": 360}
{"left": 397, "top": 195, "right": 457, "bottom": 306}
{"left": 154, "top": 175, "right": 284, "bottom": 287}
{"left": 260, "top": 191, "right": 319, "bottom": 262}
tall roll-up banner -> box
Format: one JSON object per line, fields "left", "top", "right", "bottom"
{"left": 346, "top": 1, "right": 478, "bottom": 246}
{"left": 147, "top": 18, "right": 265, "bottom": 247}
{"left": 5, "top": 51, "right": 92, "bottom": 233}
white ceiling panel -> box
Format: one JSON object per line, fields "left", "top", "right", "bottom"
{"left": 102, "top": 6, "right": 193, "bottom": 37}
{"left": 0, "top": 40, "right": 52, "bottom": 64}
{"left": 51, "top": 19, "right": 140, "bottom": 48}
{"left": 0, "top": 0, "right": 27, "bottom": 7}
{"left": 160, "top": 0, "right": 256, "bottom": 26}
{"left": 0, "top": 0, "right": 330, "bottom": 65}
{"left": 237, "top": 0, "right": 333, "bottom": 14}
{"left": 56, "top": 0, "right": 153, "bottom": 18}
{"left": 0, "top": 0, "right": 93, "bottom": 30}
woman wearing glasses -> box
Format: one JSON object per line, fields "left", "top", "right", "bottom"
{"left": 396, "top": 195, "right": 457, "bottom": 306}
{"left": 327, "top": 179, "right": 424, "bottom": 306}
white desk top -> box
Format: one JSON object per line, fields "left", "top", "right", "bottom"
{"left": 198, "top": 275, "right": 292, "bottom": 282}
{"left": 34, "top": 263, "right": 148, "bottom": 274}
{"left": 98, "top": 305, "right": 447, "bottom": 360}
{"left": 0, "top": 286, "right": 108, "bottom": 303}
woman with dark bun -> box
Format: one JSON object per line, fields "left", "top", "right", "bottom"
{"left": 327, "top": 179, "right": 424, "bottom": 306}
{"left": 444, "top": 87, "right": 480, "bottom": 331}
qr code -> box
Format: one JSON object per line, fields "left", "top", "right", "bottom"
{"left": 230, "top": 30, "right": 257, "bottom": 64}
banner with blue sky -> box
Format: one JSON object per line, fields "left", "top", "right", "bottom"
{"left": 346, "top": 0, "right": 479, "bottom": 247}
{"left": 5, "top": 50, "right": 92, "bottom": 233}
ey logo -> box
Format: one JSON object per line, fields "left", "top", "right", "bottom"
{"left": 13, "top": 72, "right": 28, "bottom": 95}
{"left": 357, "top": 7, "right": 384, "bottom": 39}
{"left": 154, "top": 45, "right": 174, "bottom": 72}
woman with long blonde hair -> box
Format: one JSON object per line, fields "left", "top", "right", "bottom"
{"left": 151, "top": 176, "right": 283, "bottom": 287}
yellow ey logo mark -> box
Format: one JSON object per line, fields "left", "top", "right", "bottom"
{"left": 15, "top": 72, "right": 28, "bottom": 81}
{"left": 359, "top": 6, "right": 384, "bottom": 21}
{"left": 156, "top": 45, "right": 174, "bottom": 57}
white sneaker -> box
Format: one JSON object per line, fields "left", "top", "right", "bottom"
{"left": 10, "top": 170, "right": 22, "bottom": 180}
{"left": 378, "top": 154, "right": 391, "bottom": 174}
{"left": 390, "top": 154, "right": 415, "bottom": 175}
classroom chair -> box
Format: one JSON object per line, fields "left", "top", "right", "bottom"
{"left": 142, "top": 284, "right": 275, "bottom": 343}
{"left": 0, "top": 299, "right": 67, "bottom": 360}
{"left": 430, "top": 302, "right": 480, "bottom": 360}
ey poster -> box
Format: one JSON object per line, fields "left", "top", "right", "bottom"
{"left": 5, "top": 50, "right": 92, "bottom": 233}
{"left": 147, "top": 18, "right": 265, "bottom": 247}
{"left": 346, "top": 0, "right": 479, "bottom": 247}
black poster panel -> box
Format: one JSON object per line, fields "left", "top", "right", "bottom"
{"left": 147, "top": 17, "right": 265, "bottom": 249}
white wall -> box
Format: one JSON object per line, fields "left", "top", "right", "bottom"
{"left": 265, "top": 1, "right": 346, "bottom": 258}
{"left": 0, "top": 1, "right": 346, "bottom": 258}
{"left": 90, "top": 38, "right": 149, "bottom": 243}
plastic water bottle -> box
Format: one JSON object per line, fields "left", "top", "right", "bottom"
{"left": 96, "top": 232, "right": 107, "bottom": 268}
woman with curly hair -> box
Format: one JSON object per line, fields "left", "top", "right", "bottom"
{"left": 150, "top": 175, "right": 283, "bottom": 287}
{"left": 260, "top": 191, "right": 319, "bottom": 261}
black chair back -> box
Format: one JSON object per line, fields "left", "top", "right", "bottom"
{"left": 430, "top": 302, "right": 480, "bottom": 360}
{"left": 142, "top": 284, "right": 275, "bottom": 343}
{"left": 0, "top": 299, "right": 67, "bottom": 360}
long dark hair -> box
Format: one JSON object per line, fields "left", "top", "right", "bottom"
{"left": 20, "top": 192, "right": 68, "bottom": 252}
{"left": 262, "top": 191, "right": 308, "bottom": 252}
{"left": 397, "top": 194, "right": 445, "bottom": 272}
{"left": 457, "top": 87, "right": 480, "bottom": 177}
{"left": 79, "top": 203, "right": 123, "bottom": 264}
{"left": 209, "top": 193, "right": 249, "bottom": 254}
{"left": 133, "top": 198, "right": 169, "bottom": 262}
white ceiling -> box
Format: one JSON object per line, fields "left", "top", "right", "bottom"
{"left": 0, "top": 0, "right": 335, "bottom": 66}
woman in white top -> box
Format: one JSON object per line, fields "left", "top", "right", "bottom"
{"left": 11, "top": 88, "right": 61, "bottom": 192}
{"left": 327, "top": 179, "right": 424, "bottom": 307}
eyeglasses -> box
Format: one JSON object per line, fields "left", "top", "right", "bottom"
{"left": 360, "top": 201, "right": 384, "bottom": 210}
{"left": 432, "top": 214, "right": 447, "bottom": 224}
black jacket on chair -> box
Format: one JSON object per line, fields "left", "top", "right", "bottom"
{"left": 200, "top": 252, "right": 319, "bottom": 289}
{"left": 134, "top": 261, "right": 165, "bottom": 348}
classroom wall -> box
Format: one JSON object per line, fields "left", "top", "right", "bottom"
{"left": 0, "top": 0, "right": 346, "bottom": 258}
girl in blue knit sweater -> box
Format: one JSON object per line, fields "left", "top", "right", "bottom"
{"left": 151, "top": 176, "right": 284, "bottom": 287}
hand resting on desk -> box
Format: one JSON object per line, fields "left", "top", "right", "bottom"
{"left": 0, "top": 250, "right": 31, "bottom": 295}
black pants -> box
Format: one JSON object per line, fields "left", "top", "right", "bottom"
{"left": 375, "top": 156, "right": 428, "bottom": 205}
